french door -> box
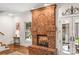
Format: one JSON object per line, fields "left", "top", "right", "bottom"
{"left": 61, "top": 17, "right": 79, "bottom": 55}
{"left": 73, "top": 17, "right": 79, "bottom": 55}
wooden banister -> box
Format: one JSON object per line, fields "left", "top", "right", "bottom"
{"left": 0, "top": 32, "right": 5, "bottom": 35}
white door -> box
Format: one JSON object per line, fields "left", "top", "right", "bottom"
{"left": 61, "top": 17, "right": 75, "bottom": 55}
{"left": 73, "top": 17, "right": 79, "bottom": 55}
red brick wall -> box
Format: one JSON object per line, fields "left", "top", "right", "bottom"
{"left": 32, "top": 5, "right": 56, "bottom": 49}
{"left": 29, "top": 5, "right": 57, "bottom": 55}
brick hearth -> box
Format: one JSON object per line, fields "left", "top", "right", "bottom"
{"left": 28, "top": 45, "right": 57, "bottom": 55}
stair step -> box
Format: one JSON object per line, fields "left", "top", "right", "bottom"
{"left": 0, "top": 46, "right": 9, "bottom": 52}
{"left": 0, "top": 41, "right": 8, "bottom": 47}
{"left": 0, "top": 46, "right": 5, "bottom": 48}
{"left": 0, "top": 46, "right": 9, "bottom": 49}
{"left": 0, "top": 41, "right": 9, "bottom": 52}
{"left": 0, "top": 48, "right": 9, "bottom": 52}
{"left": 0, "top": 40, "right": 7, "bottom": 45}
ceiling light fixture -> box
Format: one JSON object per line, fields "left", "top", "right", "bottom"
{"left": 8, "top": 13, "right": 14, "bottom": 17}
{"left": 31, "top": 8, "right": 35, "bottom": 10}
{"left": 44, "top": 3, "right": 52, "bottom": 6}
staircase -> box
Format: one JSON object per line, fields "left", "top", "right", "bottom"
{"left": 0, "top": 41, "right": 9, "bottom": 52}
{"left": 0, "top": 32, "right": 9, "bottom": 52}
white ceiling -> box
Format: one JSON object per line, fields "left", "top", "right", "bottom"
{"left": 0, "top": 3, "right": 45, "bottom": 13}
{"left": 1, "top": 3, "right": 79, "bottom": 13}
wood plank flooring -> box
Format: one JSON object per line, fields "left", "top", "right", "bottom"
{"left": 0, "top": 44, "right": 29, "bottom": 55}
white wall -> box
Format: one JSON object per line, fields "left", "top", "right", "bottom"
{"left": 0, "top": 14, "right": 15, "bottom": 45}
{"left": 0, "top": 11, "right": 32, "bottom": 47}
{"left": 19, "top": 11, "right": 32, "bottom": 47}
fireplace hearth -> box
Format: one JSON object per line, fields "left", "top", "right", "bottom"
{"left": 37, "top": 35, "right": 48, "bottom": 47}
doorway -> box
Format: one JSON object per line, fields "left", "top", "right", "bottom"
{"left": 60, "top": 17, "right": 79, "bottom": 55}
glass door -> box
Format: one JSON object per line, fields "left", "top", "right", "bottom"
{"left": 73, "top": 17, "right": 79, "bottom": 55}
{"left": 61, "top": 18, "right": 74, "bottom": 55}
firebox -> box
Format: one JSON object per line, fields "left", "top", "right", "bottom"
{"left": 37, "top": 35, "right": 48, "bottom": 47}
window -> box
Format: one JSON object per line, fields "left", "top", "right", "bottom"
{"left": 25, "top": 22, "right": 32, "bottom": 40}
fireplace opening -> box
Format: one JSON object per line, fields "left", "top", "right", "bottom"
{"left": 37, "top": 35, "right": 48, "bottom": 47}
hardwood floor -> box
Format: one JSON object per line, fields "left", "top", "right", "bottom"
{"left": 0, "top": 44, "right": 29, "bottom": 55}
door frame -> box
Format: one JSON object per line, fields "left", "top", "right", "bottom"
{"left": 72, "top": 17, "right": 79, "bottom": 54}
{"left": 58, "top": 16, "right": 79, "bottom": 55}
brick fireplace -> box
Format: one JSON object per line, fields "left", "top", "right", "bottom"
{"left": 28, "top": 4, "right": 57, "bottom": 55}
{"left": 37, "top": 35, "right": 48, "bottom": 47}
